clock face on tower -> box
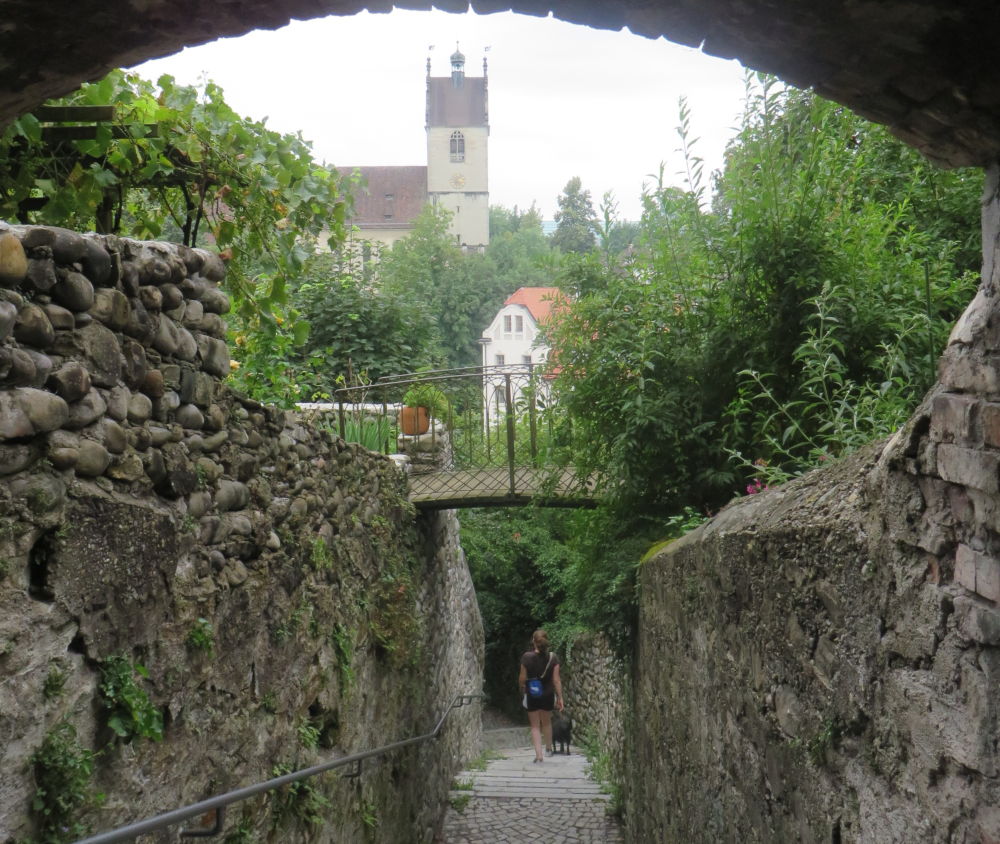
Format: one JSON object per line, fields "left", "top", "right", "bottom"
{"left": 450, "top": 173, "right": 466, "bottom": 189}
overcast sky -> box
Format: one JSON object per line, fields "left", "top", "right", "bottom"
{"left": 131, "top": 9, "right": 749, "bottom": 222}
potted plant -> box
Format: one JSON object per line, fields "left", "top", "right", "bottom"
{"left": 400, "top": 383, "right": 450, "bottom": 436}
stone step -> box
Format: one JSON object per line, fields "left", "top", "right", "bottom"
{"left": 480, "top": 726, "right": 530, "bottom": 750}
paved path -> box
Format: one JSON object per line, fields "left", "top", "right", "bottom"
{"left": 438, "top": 734, "right": 624, "bottom": 843}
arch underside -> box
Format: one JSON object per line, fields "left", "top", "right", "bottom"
{"left": 2, "top": 1, "right": 999, "bottom": 167}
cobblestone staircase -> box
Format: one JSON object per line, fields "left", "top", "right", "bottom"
{"left": 438, "top": 733, "right": 624, "bottom": 844}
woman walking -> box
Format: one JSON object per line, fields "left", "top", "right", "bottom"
{"left": 519, "top": 629, "right": 564, "bottom": 763}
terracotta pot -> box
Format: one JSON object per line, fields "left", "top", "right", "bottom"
{"left": 399, "top": 406, "right": 429, "bottom": 436}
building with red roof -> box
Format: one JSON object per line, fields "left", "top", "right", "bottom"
{"left": 479, "top": 287, "right": 563, "bottom": 371}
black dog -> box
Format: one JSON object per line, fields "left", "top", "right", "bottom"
{"left": 551, "top": 710, "right": 573, "bottom": 754}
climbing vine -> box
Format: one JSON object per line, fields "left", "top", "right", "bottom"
{"left": 0, "top": 69, "right": 357, "bottom": 405}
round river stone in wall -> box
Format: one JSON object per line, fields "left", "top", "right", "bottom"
{"left": 161, "top": 284, "right": 183, "bottom": 310}
{"left": 90, "top": 287, "right": 131, "bottom": 330}
{"left": 175, "top": 403, "right": 204, "bottom": 429}
{"left": 101, "top": 419, "right": 127, "bottom": 454}
{"left": 75, "top": 439, "right": 111, "bottom": 477}
{"left": 47, "top": 429, "right": 80, "bottom": 469}
{"left": 26, "top": 258, "right": 57, "bottom": 293}
{"left": 197, "top": 335, "right": 230, "bottom": 378}
{"left": 81, "top": 237, "right": 112, "bottom": 285}
{"left": 105, "top": 385, "right": 129, "bottom": 422}
{"left": 195, "top": 250, "right": 226, "bottom": 282}
{"left": 175, "top": 325, "right": 198, "bottom": 361}
{"left": 0, "top": 387, "right": 68, "bottom": 440}
{"left": 127, "top": 392, "right": 153, "bottom": 424}
{"left": 216, "top": 480, "right": 250, "bottom": 512}
{"left": 0, "top": 442, "right": 39, "bottom": 475}
{"left": 66, "top": 388, "right": 108, "bottom": 430}
{"left": 22, "top": 350, "right": 52, "bottom": 387}
{"left": 142, "top": 369, "right": 165, "bottom": 398}
{"left": 48, "top": 362, "right": 92, "bottom": 403}
{"left": 106, "top": 452, "right": 145, "bottom": 482}
{"left": 53, "top": 271, "right": 95, "bottom": 312}
{"left": 201, "top": 287, "right": 230, "bottom": 315}
{"left": 198, "top": 313, "right": 226, "bottom": 338}
{"left": 139, "top": 285, "right": 163, "bottom": 311}
{"left": 0, "top": 351, "right": 33, "bottom": 386}
{"left": 13, "top": 303, "right": 55, "bottom": 348}
{"left": 42, "top": 303, "right": 74, "bottom": 330}
{"left": 153, "top": 313, "right": 180, "bottom": 356}
{"left": 0, "top": 232, "right": 28, "bottom": 286}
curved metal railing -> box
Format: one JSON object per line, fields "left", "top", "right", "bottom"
{"left": 74, "top": 693, "right": 483, "bottom": 844}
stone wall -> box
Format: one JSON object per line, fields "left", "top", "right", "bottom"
{"left": 563, "top": 633, "right": 627, "bottom": 777}
{"left": 0, "top": 224, "right": 483, "bottom": 843}
{"left": 628, "top": 169, "right": 1000, "bottom": 842}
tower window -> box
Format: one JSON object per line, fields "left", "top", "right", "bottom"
{"left": 450, "top": 131, "right": 465, "bottom": 163}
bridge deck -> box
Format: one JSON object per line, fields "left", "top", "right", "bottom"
{"left": 408, "top": 467, "right": 597, "bottom": 510}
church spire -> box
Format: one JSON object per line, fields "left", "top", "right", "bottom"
{"left": 451, "top": 42, "right": 466, "bottom": 88}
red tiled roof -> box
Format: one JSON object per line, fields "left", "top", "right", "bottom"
{"left": 346, "top": 166, "right": 428, "bottom": 228}
{"left": 504, "top": 287, "right": 565, "bottom": 324}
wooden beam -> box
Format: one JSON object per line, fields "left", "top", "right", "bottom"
{"left": 35, "top": 105, "right": 115, "bottom": 122}
{"left": 41, "top": 125, "right": 157, "bottom": 142}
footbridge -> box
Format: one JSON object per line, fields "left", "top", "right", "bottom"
{"left": 317, "top": 366, "right": 598, "bottom": 510}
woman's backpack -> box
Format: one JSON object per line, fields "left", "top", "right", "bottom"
{"left": 526, "top": 653, "right": 554, "bottom": 698}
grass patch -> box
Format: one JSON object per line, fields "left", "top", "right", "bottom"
{"left": 467, "top": 748, "right": 505, "bottom": 772}
{"left": 449, "top": 793, "right": 472, "bottom": 813}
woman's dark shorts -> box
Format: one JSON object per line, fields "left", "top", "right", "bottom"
{"left": 526, "top": 691, "right": 555, "bottom": 712}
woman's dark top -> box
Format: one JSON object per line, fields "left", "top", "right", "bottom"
{"left": 521, "top": 650, "right": 559, "bottom": 712}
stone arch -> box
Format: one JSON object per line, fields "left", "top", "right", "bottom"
{"left": 3, "top": 2, "right": 1000, "bottom": 168}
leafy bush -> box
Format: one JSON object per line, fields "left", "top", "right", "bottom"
{"left": 30, "top": 721, "right": 99, "bottom": 843}
{"left": 99, "top": 655, "right": 164, "bottom": 742}
{"left": 549, "top": 76, "right": 980, "bottom": 517}
{"left": 270, "top": 763, "right": 330, "bottom": 829}
{"left": 186, "top": 618, "right": 215, "bottom": 656}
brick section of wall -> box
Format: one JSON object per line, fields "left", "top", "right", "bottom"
{"left": 936, "top": 443, "right": 1000, "bottom": 493}
{"left": 930, "top": 392, "right": 979, "bottom": 444}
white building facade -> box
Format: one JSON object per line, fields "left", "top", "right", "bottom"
{"left": 479, "top": 287, "right": 562, "bottom": 420}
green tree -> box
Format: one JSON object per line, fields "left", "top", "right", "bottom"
{"left": 596, "top": 190, "right": 639, "bottom": 260}
{"left": 379, "top": 205, "right": 509, "bottom": 369}
{"left": 551, "top": 176, "right": 597, "bottom": 254}
{"left": 487, "top": 204, "right": 554, "bottom": 289}
{"left": 287, "top": 251, "right": 442, "bottom": 397}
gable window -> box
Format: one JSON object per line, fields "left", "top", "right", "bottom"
{"left": 450, "top": 131, "right": 465, "bottom": 163}
{"left": 503, "top": 315, "right": 512, "bottom": 332}
{"left": 515, "top": 315, "right": 523, "bottom": 333}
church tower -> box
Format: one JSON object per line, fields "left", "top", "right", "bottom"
{"left": 426, "top": 46, "right": 489, "bottom": 250}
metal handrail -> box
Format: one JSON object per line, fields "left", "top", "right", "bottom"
{"left": 74, "top": 693, "right": 483, "bottom": 844}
